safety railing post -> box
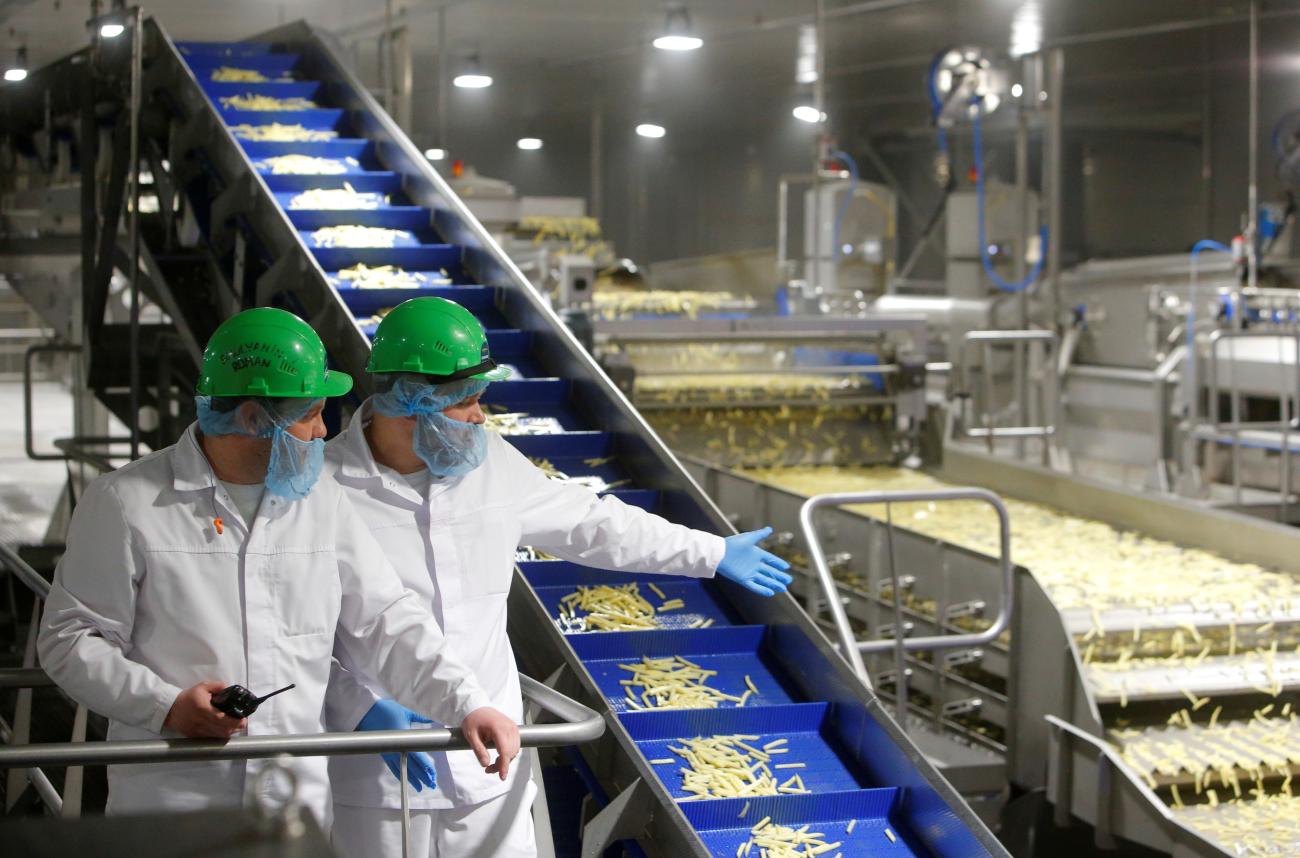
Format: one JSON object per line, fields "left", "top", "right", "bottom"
{"left": 955, "top": 330, "right": 1059, "bottom": 462}
{"left": 799, "top": 488, "right": 1013, "bottom": 699}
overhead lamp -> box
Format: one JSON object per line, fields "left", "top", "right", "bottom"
{"left": 4, "top": 46, "right": 27, "bottom": 82}
{"left": 1009, "top": 1, "right": 1043, "bottom": 58}
{"left": 1010, "top": 83, "right": 1023, "bottom": 98}
{"left": 635, "top": 123, "right": 666, "bottom": 138}
{"left": 792, "top": 105, "right": 825, "bottom": 124}
{"left": 653, "top": 5, "right": 702, "bottom": 51}
{"left": 424, "top": 147, "right": 447, "bottom": 161}
{"left": 516, "top": 137, "right": 543, "bottom": 150}
{"left": 795, "top": 23, "right": 818, "bottom": 84}
{"left": 98, "top": 0, "right": 128, "bottom": 39}
{"left": 452, "top": 53, "right": 492, "bottom": 89}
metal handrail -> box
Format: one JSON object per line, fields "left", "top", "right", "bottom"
{"left": 0, "top": 542, "right": 50, "bottom": 602}
{"left": 0, "top": 672, "right": 602, "bottom": 769}
{"left": 23, "top": 343, "right": 81, "bottom": 462}
{"left": 798, "top": 488, "right": 1014, "bottom": 686}
{"left": 0, "top": 542, "right": 50, "bottom": 601}
{"left": 0, "top": 715, "right": 62, "bottom": 814}
{"left": 956, "top": 330, "right": 1059, "bottom": 464}
{"left": 1204, "top": 327, "right": 1300, "bottom": 511}
{"left": 0, "top": 668, "right": 56, "bottom": 688}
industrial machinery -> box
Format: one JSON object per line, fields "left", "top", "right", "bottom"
{"left": 591, "top": 314, "right": 932, "bottom": 471}
{"left": 677, "top": 444, "right": 1300, "bottom": 856}
{"left": 1057, "top": 252, "right": 1300, "bottom": 521}
{"left": 785, "top": 174, "right": 898, "bottom": 312}
{"left": 0, "top": 19, "right": 1002, "bottom": 857}
{"left": 602, "top": 40, "right": 1300, "bottom": 857}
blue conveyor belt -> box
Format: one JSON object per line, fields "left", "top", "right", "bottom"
{"left": 681, "top": 790, "right": 921, "bottom": 857}
{"left": 169, "top": 31, "right": 999, "bottom": 857}
{"left": 568, "top": 627, "right": 799, "bottom": 713}
{"left": 622, "top": 703, "right": 869, "bottom": 799}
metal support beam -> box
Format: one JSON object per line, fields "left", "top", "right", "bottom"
{"left": 1045, "top": 48, "right": 1064, "bottom": 331}
{"left": 580, "top": 777, "right": 655, "bottom": 858}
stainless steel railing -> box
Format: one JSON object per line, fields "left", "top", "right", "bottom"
{"left": 955, "top": 329, "right": 1060, "bottom": 465}
{"left": 1202, "top": 327, "right": 1300, "bottom": 513}
{"left": 0, "top": 540, "right": 79, "bottom": 816}
{"left": 0, "top": 671, "right": 602, "bottom": 769}
{"left": 798, "top": 488, "right": 1013, "bottom": 725}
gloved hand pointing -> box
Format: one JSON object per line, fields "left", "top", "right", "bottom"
{"left": 717, "top": 527, "right": 794, "bottom": 597}
{"left": 356, "top": 699, "right": 438, "bottom": 792}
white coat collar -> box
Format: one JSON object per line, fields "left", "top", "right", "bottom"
{"left": 171, "top": 423, "right": 220, "bottom": 492}
{"left": 337, "top": 398, "right": 384, "bottom": 482}
{"left": 334, "top": 399, "right": 430, "bottom": 506}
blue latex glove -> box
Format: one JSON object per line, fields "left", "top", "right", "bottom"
{"left": 356, "top": 699, "right": 438, "bottom": 792}
{"left": 717, "top": 527, "right": 794, "bottom": 597}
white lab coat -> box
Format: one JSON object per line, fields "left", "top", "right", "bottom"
{"left": 324, "top": 401, "right": 726, "bottom": 810}
{"left": 37, "top": 423, "right": 493, "bottom": 819}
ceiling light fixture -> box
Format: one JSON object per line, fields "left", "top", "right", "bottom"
{"left": 4, "top": 46, "right": 27, "bottom": 82}
{"left": 792, "top": 105, "right": 825, "bottom": 124}
{"left": 516, "top": 137, "right": 543, "bottom": 150}
{"left": 452, "top": 53, "right": 492, "bottom": 89}
{"left": 635, "top": 123, "right": 666, "bottom": 139}
{"left": 424, "top": 148, "right": 447, "bottom": 161}
{"left": 98, "top": 0, "right": 128, "bottom": 40}
{"left": 795, "top": 23, "right": 818, "bottom": 84}
{"left": 653, "top": 5, "right": 702, "bottom": 51}
{"left": 1009, "top": 1, "right": 1043, "bottom": 58}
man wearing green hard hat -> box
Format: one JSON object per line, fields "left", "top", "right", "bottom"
{"left": 325, "top": 297, "right": 792, "bottom": 858}
{"left": 39, "top": 307, "right": 519, "bottom": 825}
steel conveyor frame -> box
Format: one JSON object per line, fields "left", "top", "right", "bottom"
{"left": 682, "top": 446, "right": 1300, "bottom": 855}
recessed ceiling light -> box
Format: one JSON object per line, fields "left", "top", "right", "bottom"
{"left": 635, "top": 123, "right": 666, "bottom": 138}
{"left": 517, "top": 137, "right": 543, "bottom": 150}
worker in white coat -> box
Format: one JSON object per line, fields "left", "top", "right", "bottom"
{"left": 325, "top": 297, "right": 793, "bottom": 858}
{"left": 38, "top": 308, "right": 520, "bottom": 824}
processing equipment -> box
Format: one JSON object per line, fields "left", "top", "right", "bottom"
{"left": 677, "top": 443, "right": 1300, "bottom": 856}
{"left": 603, "top": 42, "right": 1300, "bottom": 855}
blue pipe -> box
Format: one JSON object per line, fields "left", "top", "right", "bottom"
{"left": 971, "top": 104, "right": 1047, "bottom": 293}
{"left": 1185, "top": 239, "right": 1232, "bottom": 359}
{"left": 926, "top": 49, "right": 950, "bottom": 156}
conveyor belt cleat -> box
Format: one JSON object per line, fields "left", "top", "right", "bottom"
{"left": 944, "top": 600, "right": 987, "bottom": 621}
{"left": 942, "top": 649, "right": 985, "bottom": 669}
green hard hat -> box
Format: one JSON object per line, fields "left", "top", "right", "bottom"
{"left": 196, "top": 308, "right": 354, "bottom": 398}
{"left": 367, "top": 297, "right": 512, "bottom": 381}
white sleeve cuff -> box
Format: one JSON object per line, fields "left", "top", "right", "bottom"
{"left": 697, "top": 532, "right": 727, "bottom": 579}
{"left": 456, "top": 689, "right": 497, "bottom": 725}
{"left": 148, "top": 682, "right": 184, "bottom": 734}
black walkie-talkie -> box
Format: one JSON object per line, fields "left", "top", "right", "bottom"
{"left": 211, "top": 683, "right": 296, "bottom": 718}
